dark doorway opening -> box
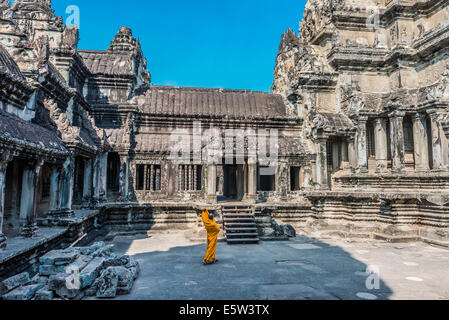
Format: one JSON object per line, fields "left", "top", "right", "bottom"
{"left": 4, "top": 159, "right": 23, "bottom": 238}
{"left": 73, "top": 157, "right": 85, "bottom": 204}
{"left": 290, "top": 167, "right": 301, "bottom": 191}
{"left": 107, "top": 153, "right": 120, "bottom": 197}
{"left": 223, "top": 165, "right": 237, "bottom": 199}
{"left": 38, "top": 164, "right": 51, "bottom": 215}
{"left": 258, "top": 166, "right": 275, "bottom": 192}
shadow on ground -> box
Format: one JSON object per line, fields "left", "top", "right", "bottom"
{"left": 103, "top": 233, "right": 393, "bottom": 300}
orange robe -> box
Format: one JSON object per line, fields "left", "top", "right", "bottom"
{"left": 202, "top": 210, "right": 220, "bottom": 262}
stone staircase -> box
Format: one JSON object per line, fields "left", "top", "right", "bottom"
{"left": 222, "top": 205, "right": 259, "bottom": 244}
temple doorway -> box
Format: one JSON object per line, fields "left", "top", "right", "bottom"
{"left": 4, "top": 159, "right": 23, "bottom": 238}
{"left": 218, "top": 164, "right": 245, "bottom": 202}
{"left": 224, "top": 165, "right": 237, "bottom": 199}
{"left": 73, "top": 156, "right": 85, "bottom": 204}
{"left": 107, "top": 152, "right": 120, "bottom": 201}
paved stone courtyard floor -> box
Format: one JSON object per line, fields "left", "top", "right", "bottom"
{"left": 96, "top": 232, "right": 449, "bottom": 300}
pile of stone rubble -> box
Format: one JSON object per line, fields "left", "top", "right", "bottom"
{"left": 0, "top": 242, "right": 140, "bottom": 300}
{"left": 272, "top": 221, "right": 297, "bottom": 238}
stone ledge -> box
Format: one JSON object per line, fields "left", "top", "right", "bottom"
{"left": 0, "top": 228, "right": 66, "bottom": 265}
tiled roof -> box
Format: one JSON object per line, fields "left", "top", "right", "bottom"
{"left": 0, "top": 110, "right": 68, "bottom": 156}
{"left": 79, "top": 50, "right": 133, "bottom": 76}
{"left": 133, "top": 132, "right": 310, "bottom": 156}
{"left": 133, "top": 86, "right": 288, "bottom": 119}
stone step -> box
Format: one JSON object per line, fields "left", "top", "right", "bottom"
{"left": 227, "top": 238, "right": 260, "bottom": 244}
{"left": 222, "top": 205, "right": 259, "bottom": 245}
{"left": 222, "top": 207, "right": 252, "bottom": 211}
{"left": 226, "top": 233, "right": 259, "bottom": 238}
{"left": 223, "top": 214, "right": 254, "bottom": 218}
{"left": 225, "top": 222, "right": 257, "bottom": 227}
{"left": 225, "top": 227, "right": 258, "bottom": 232}
{"left": 223, "top": 217, "right": 255, "bottom": 222}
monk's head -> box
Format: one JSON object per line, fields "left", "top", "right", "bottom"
{"left": 209, "top": 212, "right": 214, "bottom": 220}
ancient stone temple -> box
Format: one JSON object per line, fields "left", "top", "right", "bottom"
{"left": 272, "top": 0, "right": 449, "bottom": 243}
{"left": 0, "top": 0, "right": 449, "bottom": 279}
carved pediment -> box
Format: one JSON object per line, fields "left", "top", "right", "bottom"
{"left": 11, "top": 0, "right": 64, "bottom": 36}
{"left": 299, "top": 0, "right": 344, "bottom": 43}
{"left": 424, "top": 63, "right": 449, "bottom": 102}
{"left": 340, "top": 82, "right": 366, "bottom": 118}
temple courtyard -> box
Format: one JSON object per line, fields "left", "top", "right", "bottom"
{"left": 91, "top": 232, "right": 449, "bottom": 300}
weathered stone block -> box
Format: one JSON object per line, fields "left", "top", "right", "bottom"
{"left": 128, "top": 259, "right": 140, "bottom": 281}
{"left": 78, "top": 241, "right": 106, "bottom": 256}
{"left": 2, "top": 283, "right": 44, "bottom": 300}
{"left": 96, "top": 267, "right": 119, "bottom": 298}
{"left": 31, "top": 274, "right": 49, "bottom": 285}
{"left": 34, "top": 288, "right": 54, "bottom": 301}
{"left": 39, "top": 264, "right": 67, "bottom": 276}
{"left": 104, "top": 255, "right": 130, "bottom": 268}
{"left": 39, "top": 248, "right": 79, "bottom": 266}
{"left": 283, "top": 224, "right": 297, "bottom": 238}
{"left": 67, "top": 255, "right": 94, "bottom": 273}
{"left": 79, "top": 257, "right": 105, "bottom": 289}
{"left": 48, "top": 273, "right": 81, "bottom": 299}
{"left": 84, "top": 285, "right": 97, "bottom": 297}
{"left": 111, "top": 266, "right": 134, "bottom": 295}
{"left": 0, "top": 272, "right": 31, "bottom": 295}
{"left": 89, "top": 241, "right": 106, "bottom": 252}
{"left": 129, "top": 266, "right": 139, "bottom": 281}
{"left": 91, "top": 244, "right": 115, "bottom": 258}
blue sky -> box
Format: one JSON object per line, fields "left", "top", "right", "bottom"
{"left": 50, "top": 0, "right": 306, "bottom": 92}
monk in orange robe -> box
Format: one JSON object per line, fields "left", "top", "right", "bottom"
{"left": 202, "top": 209, "right": 220, "bottom": 265}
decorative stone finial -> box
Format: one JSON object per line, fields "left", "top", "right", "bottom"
{"left": 107, "top": 26, "right": 137, "bottom": 52}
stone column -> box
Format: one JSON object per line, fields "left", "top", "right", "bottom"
{"left": 60, "top": 157, "right": 74, "bottom": 211}
{"left": 20, "top": 159, "right": 43, "bottom": 238}
{"left": 236, "top": 164, "right": 245, "bottom": 200}
{"left": 118, "top": 155, "right": 129, "bottom": 202}
{"left": 48, "top": 165, "right": 62, "bottom": 212}
{"left": 302, "top": 164, "right": 314, "bottom": 189}
{"left": 340, "top": 141, "right": 349, "bottom": 170}
{"left": 412, "top": 113, "right": 430, "bottom": 172}
{"left": 428, "top": 112, "right": 444, "bottom": 171}
{"left": 83, "top": 159, "right": 93, "bottom": 201}
{"left": 356, "top": 117, "right": 368, "bottom": 173}
{"left": 277, "top": 160, "right": 289, "bottom": 199}
{"left": 246, "top": 162, "right": 258, "bottom": 203}
{"left": 389, "top": 113, "right": 405, "bottom": 173}
{"left": 316, "top": 138, "right": 328, "bottom": 189}
{"left": 124, "top": 158, "right": 130, "bottom": 199}
{"left": 375, "top": 118, "right": 388, "bottom": 173}
{"left": 0, "top": 150, "right": 12, "bottom": 249}
{"left": 92, "top": 155, "right": 100, "bottom": 203}
{"left": 348, "top": 138, "right": 357, "bottom": 172}
{"left": 332, "top": 142, "right": 339, "bottom": 171}
{"left": 99, "top": 153, "right": 108, "bottom": 202}
{"left": 206, "top": 164, "right": 217, "bottom": 203}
